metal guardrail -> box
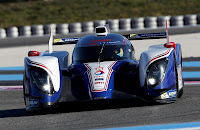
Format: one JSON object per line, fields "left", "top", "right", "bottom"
{"left": 0, "top": 14, "right": 200, "bottom": 38}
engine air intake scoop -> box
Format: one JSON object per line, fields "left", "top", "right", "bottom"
{"left": 95, "top": 25, "right": 110, "bottom": 36}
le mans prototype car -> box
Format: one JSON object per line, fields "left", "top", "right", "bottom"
{"left": 23, "top": 25, "right": 184, "bottom": 111}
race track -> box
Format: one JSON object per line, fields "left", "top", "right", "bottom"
{"left": 0, "top": 32, "right": 200, "bottom": 129}
{"left": 0, "top": 84, "right": 200, "bottom": 130}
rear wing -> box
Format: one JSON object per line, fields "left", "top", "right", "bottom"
{"left": 53, "top": 32, "right": 166, "bottom": 45}
{"left": 53, "top": 38, "right": 80, "bottom": 45}
{"left": 48, "top": 24, "right": 168, "bottom": 53}
{"left": 124, "top": 32, "right": 166, "bottom": 40}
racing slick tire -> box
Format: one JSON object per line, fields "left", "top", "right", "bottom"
{"left": 177, "top": 86, "right": 183, "bottom": 98}
{"left": 176, "top": 47, "right": 184, "bottom": 98}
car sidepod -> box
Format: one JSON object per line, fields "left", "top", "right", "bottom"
{"left": 23, "top": 56, "right": 63, "bottom": 111}
{"left": 139, "top": 45, "right": 180, "bottom": 102}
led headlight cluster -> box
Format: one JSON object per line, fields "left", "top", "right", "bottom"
{"left": 146, "top": 58, "right": 168, "bottom": 88}
{"left": 29, "top": 66, "right": 55, "bottom": 95}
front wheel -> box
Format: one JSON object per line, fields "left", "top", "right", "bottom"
{"left": 176, "top": 47, "right": 184, "bottom": 98}
{"left": 177, "top": 80, "right": 184, "bottom": 98}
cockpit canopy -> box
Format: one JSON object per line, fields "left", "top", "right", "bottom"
{"left": 72, "top": 34, "right": 135, "bottom": 63}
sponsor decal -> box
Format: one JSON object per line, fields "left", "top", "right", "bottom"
{"left": 94, "top": 76, "right": 104, "bottom": 78}
{"left": 84, "top": 61, "right": 117, "bottom": 92}
{"left": 138, "top": 32, "right": 166, "bottom": 37}
{"left": 54, "top": 39, "right": 61, "bottom": 43}
{"left": 160, "top": 90, "right": 176, "bottom": 99}
{"left": 54, "top": 38, "right": 79, "bottom": 43}
{"left": 62, "top": 38, "right": 79, "bottom": 42}
{"left": 91, "top": 39, "right": 111, "bottom": 42}
{"left": 117, "top": 48, "right": 123, "bottom": 57}
{"left": 161, "top": 92, "right": 169, "bottom": 99}
{"left": 95, "top": 78, "right": 104, "bottom": 81}
{"left": 28, "top": 99, "right": 39, "bottom": 107}
{"left": 107, "top": 41, "right": 120, "bottom": 44}
{"left": 122, "top": 39, "right": 127, "bottom": 45}
{"left": 130, "top": 34, "right": 136, "bottom": 38}
{"left": 81, "top": 43, "right": 97, "bottom": 46}
{"left": 168, "top": 90, "right": 177, "bottom": 97}
{"left": 94, "top": 67, "right": 104, "bottom": 75}
{"left": 95, "top": 82, "right": 105, "bottom": 84}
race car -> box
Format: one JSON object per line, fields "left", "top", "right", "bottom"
{"left": 23, "top": 25, "right": 184, "bottom": 111}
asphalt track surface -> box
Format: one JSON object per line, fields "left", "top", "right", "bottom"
{"left": 0, "top": 84, "right": 199, "bottom": 130}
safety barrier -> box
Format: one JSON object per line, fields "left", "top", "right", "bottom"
{"left": 19, "top": 26, "right": 31, "bottom": 36}
{"left": 131, "top": 17, "right": 144, "bottom": 29}
{"left": 31, "top": 25, "right": 44, "bottom": 36}
{"left": 57, "top": 24, "right": 69, "bottom": 34}
{"left": 119, "top": 18, "right": 131, "bottom": 30}
{"left": 69, "top": 22, "right": 82, "bottom": 33}
{"left": 157, "top": 16, "right": 170, "bottom": 27}
{"left": 144, "top": 16, "right": 157, "bottom": 28}
{"left": 0, "top": 14, "right": 200, "bottom": 38}
{"left": 106, "top": 19, "right": 119, "bottom": 32}
{"left": 44, "top": 24, "right": 57, "bottom": 35}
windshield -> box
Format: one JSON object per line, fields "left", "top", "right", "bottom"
{"left": 73, "top": 44, "right": 133, "bottom": 63}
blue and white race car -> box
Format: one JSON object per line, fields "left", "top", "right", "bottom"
{"left": 23, "top": 25, "right": 184, "bottom": 111}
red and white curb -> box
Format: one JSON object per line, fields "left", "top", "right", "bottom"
{"left": 184, "top": 81, "right": 200, "bottom": 85}
{"left": 0, "top": 86, "right": 23, "bottom": 90}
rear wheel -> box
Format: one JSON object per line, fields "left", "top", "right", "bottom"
{"left": 23, "top": 75, "right": 27, "bottom": 106}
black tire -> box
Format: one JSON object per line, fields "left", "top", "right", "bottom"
{"left": 177, "top": 80, "right": 184, "bottom": 98}
{"left": 176, "top": 47, "right": 184, "bottom": 98}
{"left": 23, "top": 75, "right": 27, "bottom": 106}
{"left": 174, "top": 51, "right": 179, "bottom": 99}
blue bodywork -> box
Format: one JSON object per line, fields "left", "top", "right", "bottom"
{"left": 68, "top": 60, "right": 139, "bottom": 100}
{"left": 23, "top": 33, "right": 182, "bottom": 110}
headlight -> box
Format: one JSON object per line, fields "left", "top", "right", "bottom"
{"left": 29, "top": 66, "right": 55, "bottom": 95}
{"left": 146, "top": 58, "right": 168, "bottom": 88}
